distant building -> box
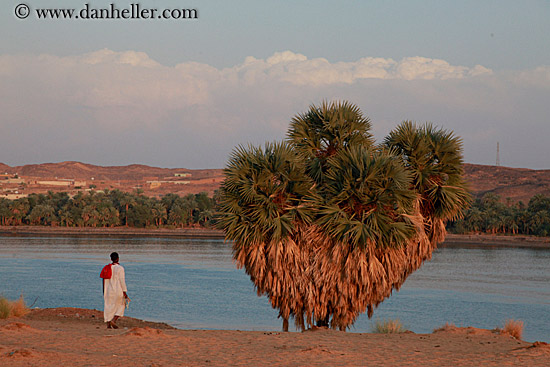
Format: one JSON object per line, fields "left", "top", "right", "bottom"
{"left": 146, "top": 180, "right": 191, "bottom": 187}
{"left": 37, "top": 180, "right": 72, "bottom": 186}
{"left": 175, "top": 173, "right": 191, "bottom": 177}
{"left": 143, "top": 176, "right": 160, "bottom": 181}
{"left": 149, "top": 181, "right": 162, "bottom": 189}
{"left": 2, "top": 178, "right": 25, "bottom": 184}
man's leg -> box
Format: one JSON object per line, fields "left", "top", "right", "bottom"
{"left": 107, "top": 315, "right": 120, "bottom": 329}
{"left": 111, "top": 315, "right": 120, "bottom": 328}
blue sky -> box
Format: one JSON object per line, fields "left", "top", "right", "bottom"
{"left": 1, "top": 1, "right": 549, "bottom": 168}
{"left": 5, "top": 1, "right": 549, "bottom": 69}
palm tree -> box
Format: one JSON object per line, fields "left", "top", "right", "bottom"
{"left": 119, "top": 195, "right": 136, "bottom": 227}
{"left": 182, "top": 195, "right": 198, "bottom": 226}
{"left": 288, "top": 103, "right": 424, "bottom": 329}
{"left": 152, "top": 203, "right": 168, "bottom": 227}
{"left": 466, "top": 206, "right": 484, "bottom": 233}
{"left": 0, "top": 198, "right": 10, "bottom": 226}
{"left": 27, "top": 204, "right": 55, "bottom": 225}
{"left": 384, "top": 121, "right": 470, "bottom": 240}
{"left": 98, "top": 206, "right": 120, "bottom": 227}
{"left": 81, "top": 205, "right": 99, "bottom": 227}
{"left": 9, "top": 199, "right": 29, "bottom": 225}
{"left": 168, "top": 204, "right": 186, "bottom": 228}
{"left": 383, "top": 121, "right": 470, "bottom": 290}
{"left": 217, "top": 141, "right": 315, "bottom": 331}
{"left": 198, "top": 209, "right": 213, "bottom": 226}
{"left": 59, "top": 208, "right": 75, "bottom": 227}
{"left": 217, "top": 101, "right": 469, "bottom": 331}
{"left": 306, "top": 146, "right": 419, "bottom": 329}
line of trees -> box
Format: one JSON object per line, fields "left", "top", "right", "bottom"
{"left": 2, "top": 187, "right": 549, "bottom": 236}
{"left": 0, "top": 190, "right": 216, "bottom": 228}
{"left": 447, "top": 193, "right": 550, "bottom": 236}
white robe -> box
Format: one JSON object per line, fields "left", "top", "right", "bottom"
{"left": 103, "top": 263, "right": 127, "bottom": 322}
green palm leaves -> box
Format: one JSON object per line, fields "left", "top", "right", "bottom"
{"left": 217, "top": 142, "right": 314, "bottom": 247}
{"left": 384, "top": 121, "right": 471, "bottom": 242}
{"left": 288, "top": 101, "right": 374, "bottom": 184}
{"left": 217, "top": 101, "right": 470, "bottom": 331}
{"left": 318, "top": 146, "right": 417, "bottom": 250}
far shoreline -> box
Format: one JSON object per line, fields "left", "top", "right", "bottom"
{"left": 442, "top": 233, "right": 550, "bottom": 249}
{"left": 1, "top": 225, "right": 550, "bottom": 249}
{"left": 0, "top": 225, "right": 225, "bottom": 239}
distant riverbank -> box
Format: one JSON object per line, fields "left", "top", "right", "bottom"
{"left": 0, "top": 225, "right": 225, "bottom": 239}
{"left": 442, "top": 233, "right": 550, "bottom": 249}
{"left": 1, "top": 225, "right": 549, "bottom": 248}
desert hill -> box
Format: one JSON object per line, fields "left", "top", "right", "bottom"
{"left": 1, "top": 161, "right": 550, "bottom": 202}
{"left": 464, "top": 163, "right": 550, "bottom": 203}
{"left": 0, "top": 161, "right": 223, "bottom": 198}
{"left": 0, "top": 161, "right": 219, "bottom": 181}
{"left": 0, "top": 163, "right": 10, "bottom": 173}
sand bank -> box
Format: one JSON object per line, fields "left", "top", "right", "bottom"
{"left": 1, "top": 308, "right": 548, "bottom": 366}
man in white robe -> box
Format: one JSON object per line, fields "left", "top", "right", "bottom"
{"left": 102, "top": 252, "right": 128, "bottom": 329}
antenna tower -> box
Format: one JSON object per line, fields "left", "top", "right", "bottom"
{"left": 496, "top": 142, "right": 500, "bottom": 166}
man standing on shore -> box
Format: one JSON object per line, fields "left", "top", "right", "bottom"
{"left": 101, "top": 252, "right": 129, "bottom": 329}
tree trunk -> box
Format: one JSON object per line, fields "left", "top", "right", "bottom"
{"left": 125, "top": 204, "right": 129, "bottom": 226}
{"left": 282, "top": 318, "right": 289, "bottom": 332}
{"left": 316, "top": 315, "right": 330, "bottom": 328}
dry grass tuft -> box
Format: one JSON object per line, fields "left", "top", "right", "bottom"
{"left": 371, "top": 319, "right": 406, "bottom": 334}
{"left": 502, "top": 319, "right": 524, "bottom": 340}
{"left": 433, "top": 322, "right": 457, "bottom": 333}
{"left": 0, "top": 296, "right": 30, "bottom": 319}
{"left": 11, "top": 296, "right": 30, "bottom": 317}
{"left": 0, "top": 297, "right": 11, "bottom": 319}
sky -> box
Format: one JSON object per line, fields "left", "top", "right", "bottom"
{"left": 1, "top": 0, "right": 549, "bottom": 169}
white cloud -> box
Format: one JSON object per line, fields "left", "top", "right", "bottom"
{"left": 0, "top": 50, "right": 494, "bottom": 113}
{"left": 79, "top": 49, "right": 161, "bottom": 67}
{"left": 514, "top": 66, "right": 550, "bottom": 88}
{"left": 211, "top": 51, "right": 493, "bottom": 86}
{"left": 0, "top": 50, "right": 548, "bottom": 169}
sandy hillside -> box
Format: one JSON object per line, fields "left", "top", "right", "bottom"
{"left": 1, "top": 308, "right": 548, "bottom": 366}
{"left": 3, "top": 161, "right": 550, "bottom": 201}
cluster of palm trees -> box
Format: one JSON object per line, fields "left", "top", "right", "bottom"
{"left": 216, "top": 101, "right": 470, "bottom": 331}
{"left": 448, "top": 193, "right": 550, "bottom": 236}
{"left": 0, "top": 190, "right": 215, "bottom": 228}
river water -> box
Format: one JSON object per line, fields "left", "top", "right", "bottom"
{"left": 0, "top": 235, "right": 548, "bottom": 342}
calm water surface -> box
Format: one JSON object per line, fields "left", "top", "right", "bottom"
{"left": 0, "top": 236, "right": 548, "bottom": 342}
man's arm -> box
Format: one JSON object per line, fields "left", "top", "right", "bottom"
{"left": 120, "top": 267, "right": 128, "bottom": 299}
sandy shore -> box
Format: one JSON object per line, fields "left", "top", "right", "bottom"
{"left": 1, "top": 308, "right": 548, "bottom": 366}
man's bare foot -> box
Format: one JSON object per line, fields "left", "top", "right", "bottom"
{"left": 107, "top": 322, "right": 112, "bottom": 329}
{"left": 110, "top": 321, "right": 119, "bottom": 329}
